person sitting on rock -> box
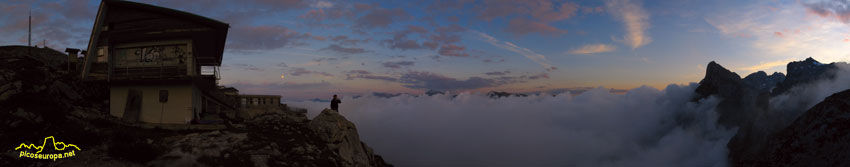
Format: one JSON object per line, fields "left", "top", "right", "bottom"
{"left": 331, "top": 94, "right": 342, "bottom": 112}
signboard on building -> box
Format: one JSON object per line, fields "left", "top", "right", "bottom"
{"left": 114, "top": 44, "right": 189, "bottom": 68}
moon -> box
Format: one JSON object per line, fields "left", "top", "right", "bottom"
{"left": 280, "top": 73, "right": 285, "bottom": 79}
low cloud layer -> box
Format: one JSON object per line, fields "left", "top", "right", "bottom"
{"left": 287, "top": 84, "right": 734, "bottom": 166}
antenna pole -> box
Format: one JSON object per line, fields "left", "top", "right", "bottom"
{"left": 28, "top": 8, "right": 31, "bottom": 55}
{"left": 28, "top": 9, "right": 32, "bottom": 47}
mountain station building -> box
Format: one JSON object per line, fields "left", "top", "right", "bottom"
{"left": 81, "top": 0, "right": 235, "bottom": 124}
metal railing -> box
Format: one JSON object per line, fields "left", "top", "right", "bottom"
{"left": 110, "top": 66, "right": 188, "bottom": 80}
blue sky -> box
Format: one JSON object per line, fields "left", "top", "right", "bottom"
{"left": 4, "top": 0, "right": 850, "bottom": 100}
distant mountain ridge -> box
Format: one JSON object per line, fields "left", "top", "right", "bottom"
{"left": 742, "top": 71, "right": 785, "bottom": 93}
{"left": 693, "top": 57, "right": 849, "bottom": 166}
{"left": 771, "top": 57, "right": 839, "bottom": 96}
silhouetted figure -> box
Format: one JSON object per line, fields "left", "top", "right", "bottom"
{"left": 331, "top": 94, "right": 342, "bottom": 111}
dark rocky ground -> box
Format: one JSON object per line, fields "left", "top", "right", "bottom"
{"left": 0, "top": 46, "right": 391, "bottom": 167}
{"left": 745, "top": 89, "right": 850, "bottom": 167}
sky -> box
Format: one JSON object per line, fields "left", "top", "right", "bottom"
{"left": 4, "top": 0, "right": 850, "bottom": 100}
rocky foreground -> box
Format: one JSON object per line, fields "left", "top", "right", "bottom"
{"left": 751, "top": 89, "right": 850, "bottom": 167}
{"left": 0, "top": 46, "right": 391, "bottom": 167}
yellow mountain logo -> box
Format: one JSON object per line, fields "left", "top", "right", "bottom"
{"left": 15, "top": 136, "right": 81, "bottom": 161}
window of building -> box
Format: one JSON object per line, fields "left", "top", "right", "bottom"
{"left": 159, "top": 90, "right": 168, "bottom": 102}
{"left": 96, "top": 47, "right": 108, "bottom": 62}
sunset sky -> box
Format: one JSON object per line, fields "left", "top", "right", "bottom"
{"left": 3, "top": 0, "right": 850, "bottom": 100}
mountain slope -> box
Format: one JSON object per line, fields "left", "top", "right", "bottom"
{"left": 747, "top": 89, "right": 850, "bottom": 167}
{"left": 694, "top": 58, "right": 850, "bottom": 166}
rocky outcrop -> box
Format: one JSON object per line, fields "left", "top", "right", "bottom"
{"left": 694, "top": 61, "right": 766, "bottom": 128}
{"left": 310, "top": 109, "right": 390, "bottom": 167}
{"left": 692, "top": 61, "right": 792, "bottom": 165}
{"left": 695, "top": 61, "right": 745, "bottom": 100}
{"left": 695, "top": 58, "right": 850, "bottom": 166}
{"left": 0, "top": 46, "right": 72, "bottom": 69}
{"left": 137, "top": 109, "right": 391, "bottom": 167}
{"left": 771, "top": 57, "right": 838, "bottom": 96}
{"left": 745, "top": 89, "right": 850, "bottom": 167}
{"left": 742, "top": 71, "right": 785, "bottom": 93}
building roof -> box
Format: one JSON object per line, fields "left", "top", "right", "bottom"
{"left": 103, "top": 0, "right": 229, "bottom": 30}
{"left": 65, "top": 48, "right": 80, "bottom": 53}
{"left": 83, "top": 0, "right": 230, "bottom": 79}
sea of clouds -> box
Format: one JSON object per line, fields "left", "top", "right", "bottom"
{"left": 287, "top": 84, "right": 736, "bottom": 167}
{"left": 282, "top": 61, "right": 850, "bottom": 167}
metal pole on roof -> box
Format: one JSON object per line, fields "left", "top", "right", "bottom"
{"left": 28, "top": 8, "right": 31, "bottom": 55}
{"left": 28, "top": 9, "right": 31, "bottom": 48}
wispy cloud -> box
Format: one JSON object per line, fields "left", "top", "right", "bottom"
{"left": 472, "top": 0, "right": 579, "bottom": 36}
{"left": 438, "top": 44, "right": 470, "bottom": 57}
{"left": 230, "top": 63, "right": 265, "bottom": 71}
{"left": 227, "top": 25, "right": 313, "bottom": 50}
{"left": 505, "top": 18, "right": 566, "bottom": 35}
{"left": 382, "top": 61, "right": 415, "bottom": 69}
{"left": 485, "top": 71, "right": 511, "bottom": 76}
{"left": 345, "top": 70, "right": 398, "bottom": 82}
{"left": 606, "top": 0, "right": 652, "bottom": 49}
{"left": 400, "top": 71, "right": 500, "bottom": 91}
{"left": 736, "top": 59, "right": 792, "bottom": 72}
{"left": 320, "top": 44, "right": 369, "bottom": 55}
{"left": 311, "top": 0, "right": 334, "bottom": 9}
{"left": 569, "top": 44, "right": 617, "bottom": 55}
{"left": 289, "top": 68, "right": 334, "bottom": 77}
{"left": 472, "top": 31, "right": 556, "bottom": 71}
{"left": 354, "top": 8, "right": 411, "bottom": 28}
{"left": 705, "top": 1, "right": 850, "bottom": 64}
{"left": 804, "top": 0, "right": 850, "bottom": 23}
